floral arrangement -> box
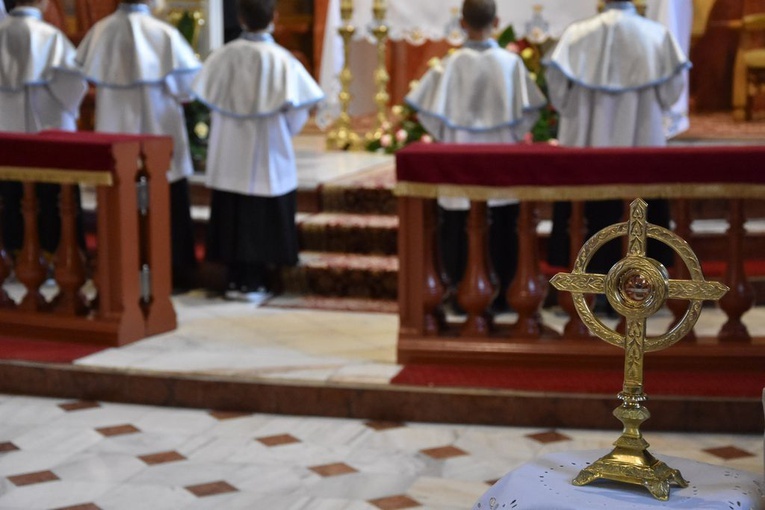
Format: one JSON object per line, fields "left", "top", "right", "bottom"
{"left": 365, "top": 103, "right": 433, "bottom": 154}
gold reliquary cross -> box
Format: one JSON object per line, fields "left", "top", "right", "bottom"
{"left": 550, "top": 198, "right": 728, "bottom": 501}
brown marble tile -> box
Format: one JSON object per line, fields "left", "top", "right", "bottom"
{"left": 420, "top": 445, "right": 468, "bottom": 459}
{"left": 256, "top": 434, "right": 301, "bottom": 447}
{"left": 368, "top": 495, "right": 422, "bottom": 509}
{"left": 526, "top": 430, "right": 572, "bottom": 444}
{"left": 0, "top": 441, "right": 19, "bottom": 452}
{"left": 209, "top": 410, "right": 252, "bottom": 420}
{"left": 703, "top": 446, "right": 756, "bottom": 460}
{"left": 185, "top": 481, "right": 238, "bottom": 497}
{"left": 138, "top": 451, "right": 186, "bottom": 465}
{"left": 58, "top": 401, "right": 100, "bottom": 412}
{"left": 8, "top": 470, "right": 59, "bottom": 486}
{"left": 365, "top": 420, "right": 406, "bottom": 431}
{"left": 309, "top": 462, "right": 358, "bottom": 477}
{"left": 95, "top": 424, "right": 140, "bottom": 437}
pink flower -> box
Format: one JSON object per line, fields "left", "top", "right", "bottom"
{"left": 505, "top": 42, "right": 520, "bottom": 54}
{"left": 380, "top": 134, "right": 392, "bottom": 147}
{"left": 547, "top": 138, "right": 560, "bottom": 146}
{"left": 523, "top": 132, "right": 533, "bottom": 144}
{"left": 395, "top": 129, "right": 408, "bottom": 143}
{"left": 420, "top": 134, "right": 433, "bottom": 143}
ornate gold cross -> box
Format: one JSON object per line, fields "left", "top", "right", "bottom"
{"left": 550, "top": 198, "right": 728, "bottom": 501}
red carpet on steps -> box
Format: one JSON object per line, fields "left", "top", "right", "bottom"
{"left": 0, "top": 337, "right": 106, "bottom": 363}
{"left": 391, "top": 364, "right": 765, "bottom": 398}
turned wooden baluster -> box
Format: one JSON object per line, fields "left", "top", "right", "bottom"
{"left": 718, "top": 199, "right": 754, "bottom": 342}
{"left": 0, "top": 191, "right": 14, "bottom": 308}
{"left": 52, "top": 184, "right": 88, "bottom": 315}
{"left": 508, "top": 201, "right": 547, "bottom": 337}
{"left": 457, "top": 201, "right": 494, "bottom": 336}
{"left": 558, "top": 201, "right": 591, "bottom": 338}
{"left": 15, "top": 182, "right": 48, "bottom": 311}
{"left": 666, "top": 199, "right": 696, "bottom": 342}
{"left": 422, "top": 198, "right": 446, "bottom": 335}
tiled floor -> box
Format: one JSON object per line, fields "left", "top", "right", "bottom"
{"left": 0, "top": 291, "right": 761, "bottom": 509}
{"left": 0, "top": 392, "right": 761, "bottom": 510}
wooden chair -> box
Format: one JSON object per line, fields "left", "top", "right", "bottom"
{"left": 742, "top": 13, "right": 765, "bottom": 120}
{"left": 691, "top": 0, "right": 716, "bottom": 48}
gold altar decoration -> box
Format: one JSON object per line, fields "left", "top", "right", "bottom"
{"left": 327, "top": 0, "right": 363, "bottom": 150}
{"left": 550, "top": 198, "right": 728, "bottom": 501}
{"left": 163, "top": 3, "right": 206, "bottom": 56}
{"left": 365, "top": 0, "right": 391, "bottom": 143}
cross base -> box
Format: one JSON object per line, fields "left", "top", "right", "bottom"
{"left": 572, "top": 446, "right": 689, "bottom": 501}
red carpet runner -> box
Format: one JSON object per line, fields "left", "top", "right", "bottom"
{"left": 391, "top": 365, "right": 765, "bottom": 398}
{"left": 0, "top": 337, "right": 106, "bottom": 363}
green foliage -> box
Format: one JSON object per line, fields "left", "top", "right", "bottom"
{"left": 176, "top": 11, "right": 198, "bottom": 46}
{"left": 496, "top": 25, "right": 517, "bottom": 49}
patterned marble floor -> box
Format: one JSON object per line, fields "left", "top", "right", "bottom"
{"left": 0, "top": 392, "right": 762, "bottom": 510}
{"left": 0, "top": 292, "right": 762, "bottom": 509}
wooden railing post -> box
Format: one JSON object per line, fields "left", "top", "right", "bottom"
{"left": 457, "top": 201, "right": 494, "bottom": 337}
{"left": 667, "top": 199, "right": 696, "bottom": 342}
{"left": 139, "top": 138, "right": 177, "bottom": 336}
{"left": 398, "top": 196, "right": 445, "bottom": 338}
{"left": 15, "top": 182, "right": 48, "bottom": 311}
{"left": 509, "top": 201, "right": 547, "bottom": 337}
{"left": 0, "top": 191, "right": 14, "bottom": 308}
{"left": 718, "top": 199, "right": 755, "bottom": 342}
{"left": 52, "top": 183, "right": 88, "bottom": 316}
{"left": 558, "top": 201, "right": 591, "bottom": 338}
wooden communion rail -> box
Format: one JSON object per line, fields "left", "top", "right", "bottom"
{"left": 0, "top": 131, "right": 176, "bottom": 346}
{"left": 395, "top": 143, "right": 765, "bottom": 370}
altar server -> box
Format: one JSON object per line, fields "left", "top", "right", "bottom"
{"left": 191, "top": 0, "right": 323, "bottom": 301}
{"left": 543, "top": 0, "right": 690, "bottom": 292}
{"left": 0, "top": 0, "right": 87, "bottom": 256}
{"left": 405, "top": 0, "right": 546, "bottom": 313}
{"left": 76, "top": 0, "right": 202, "bottom": 290}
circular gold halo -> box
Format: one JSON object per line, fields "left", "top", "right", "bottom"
{"left": 570, "top": 223, "right": 705, "bottom": 352}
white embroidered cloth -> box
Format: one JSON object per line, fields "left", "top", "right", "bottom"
{"left": 473, "top": 449, "right": 764, "bottom": 510}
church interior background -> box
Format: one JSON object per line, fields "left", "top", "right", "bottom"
{"left": 0, "top": 0, "right": 763, "bottom": 508}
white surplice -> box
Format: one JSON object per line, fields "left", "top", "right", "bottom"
{"left": 191, "top": 32, "right": 324, "bottom": 197}
{"left": 0, "top": 7, "right": 86, "bottom": 133}
{"left": 405, "top": 39, "right": 546, "bottom": 209}
{"left": 543, "top": 1, "right": 690, "bottom": 148}
{"left": 76, "top": 3, "right": 201, "bottom": 183}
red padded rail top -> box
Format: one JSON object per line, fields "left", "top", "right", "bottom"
{"left": 0, "top": 130, "right": 171, "bottom": 171}
{"left": 395, "top": 143, "right": 765, "bottom": 188}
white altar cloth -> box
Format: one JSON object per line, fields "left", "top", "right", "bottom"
{"left": 473, "top": 450, "right": 764, "bottom": 510}
{"left": 319, "top": 0, "right": 692, "bottom": 136}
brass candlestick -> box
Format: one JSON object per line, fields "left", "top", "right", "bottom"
{"left": 550, "top": 199, "right": 728, "bottom": 501}
{"left": 326, "top": 0, "right": 362, "bottom": 150}
{"left": 366, "top": 0, "right": 390, "bottom": 142}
